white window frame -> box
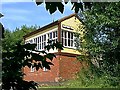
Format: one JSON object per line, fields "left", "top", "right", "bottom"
{"left": 61, "top": 29, "right": 76, "bottom": 49}
{"left": 25, "top": 28, "right": 58, "bottom": 51}
{"left": 43, "top": 67, "right": 48, "bottom": 72}
{"left": 30, "top": 65, "right": 35, "bottom": 72}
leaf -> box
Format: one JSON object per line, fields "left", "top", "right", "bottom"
{"left": 84, "top": 2, "right": 92, "bottom": 10}
{"left": 45, "top": 2, "right": 50, "bottom": 11}
{"left": 47, "top": 62, "right": 54, "bottom": 66}
{"left": 47, "top": 39, "right": 52, "bottom": 43}
{"left": 31, "top": 53, "right": 44, "bottom": 61}
{"left": 45, "top": 65, "right": 50, "bottom": 70}
{"left": 45, "top": 53, "right": 56, "bottom": 61}
{"left": 42, "top": 61, "right": 51, "bottom": 70}
{"left": 23, "top": 43, "right": 37, "bottom": 50}
{"left": 54, "top": 41, "right": 64, "bottom": 50}
{"left": 78, "top": 2, "right": 83, "bottom": 11}
{"left": 38, "top": 62, "right": 42, "bottom": 69}
{"left": 44, "top": 45, "right": 51, "bottom": 51}
{"left": 57, "top": 2, "right": 64, "bottom": 14}
{"left": 35, "top": 0, "right": 43, "bottom": 6}
{"left": 49, "top": 3, "right": 57, "bottom": 14}
{"left": 27, "top": 63, "right": 32, "bottom": 68}
{"left": 72, "top": 2, "right": 83, "bottom": 13}
{"left": 75, "top": 6, "right": 79, "bottom": 13}
{"left": 35, "top": 64, "right": 39, "bottom": 71}
{"left": 0, "top": 13, "right": 3, "bottom": 18}
{"left": 64, "top": 0, "right": 69, "bottom": 4}
{"left": 39, "top": 50, "right": 47, "bottom": 54}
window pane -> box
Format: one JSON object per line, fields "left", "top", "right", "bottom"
{"left": 38, "top": 37, "right": 39, "bottom": 43}
{"left": 68, "top": 32, "right": 70, "bottom": 39}
{"left": 71, "top": 40, "right": 73, "bottom": 47}
{"left": 34, "top": 38, "right": 35, "bottom": 43}
{"left": 44, "top": 42, "right": 46, "bottom": 47}
{"left": 65, "top": 39, "right": 67, "bottom": 46}
{"left": 56, "top": 31, "right": 57, "bottom": 37}
{"left": 44, "top": 35, "right": 46, "bottom": 41}
{"left": 36, "top": 38, "right": 37, "bottom": 44}
{"left": 42, "top": 36, "right": 43, "bottom": 41}
{"left": 53, "top": 32, "right": 55, "bottom": 38}
{"left": 50, "top": 32, "right": 52, "bottom": 39}
{"left": 40, "top": 36, "right": 41, "bottom": 42}
{"left": 40, "top": 44, "right": 41, "bottom": 49}
{"left": 68, "top": 39, "right": 70, "bottom": 46}
{"left": 62, "top": 38, "right": 63, "bottom": 45}
{"left": 65, "top": 31, "right": 67, "bottom": 38}
{"left": 48, "top": 33, "right": 49, "bottom": 38}
{"left": 62, "top": 31, "right": 64, "bottom": 37}
{"left": 71, "top": 33, "right": 73, "bottom": 39}
{"left": 42, "top": 43, "right": 44, "bottom": 49}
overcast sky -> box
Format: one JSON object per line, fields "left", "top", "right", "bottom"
{"left": 0, "top": 0, "right": 74, "bottom": 31}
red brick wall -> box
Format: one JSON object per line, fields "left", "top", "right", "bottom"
{"left": 23, "top": 54, "right": 82, "bottom": 82}
{"left": 23, "top": 55, "right": 60, "bottom": 82}
{"left": 59, "top": 55, "right": 82, "bottom": 80}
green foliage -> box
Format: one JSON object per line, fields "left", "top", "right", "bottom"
{"left": 2, "top": 25, "right": 63, "bottom": 89}
{"left": 2, "top": 39, "right": 63, "bottom": 90}
{"left": 2, "top": 25, "right": 38, "bottom": 52}
{"left": 35, "top": 1, "right": 92, "bottom": 14}
{"left": 76, "top": 2, "right": 120, "bottom": 87}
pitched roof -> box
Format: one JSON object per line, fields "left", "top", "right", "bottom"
{"left": 23, "top": 13, "right": 77, "bottom": 38}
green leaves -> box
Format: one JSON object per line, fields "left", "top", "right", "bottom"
{"left": 35, "top": 0, "right": 43, "bottom": 6}
{"left": 31, "top": 53, "right": 44, "bottom": 61}
{"left": 64, "top": 0, "right": 69, "bottom": 4}
{"left": 49, "top": 3, "right": 57, "bottom": 14}
{"left": 42, "top": 61, "right": 54, "bottom": 70}
{"left": 45, "top": 40, "right": 63, "bottom": 51}
{"left": 77, "top": 2, "right": 120, "bottom": 87}
{"left": 72, "top": 2, "right": 83, "bottom": 13}
{"left": 23, "top": 43, "right": 37, "bottom": 50}
{"left": 0, "top": 13, "right": 3, "bottom": 18}
{"left": 45, "top": 53, "right": 56, "bottom": 61}
{"left": 57, "top": 2, "right": 64, "bottom": 14}
{"left": 35, "top": 1, "right": 93, "bottom": 14}
{"left": 40, "top": 2, "right": 64, "bottom": 14}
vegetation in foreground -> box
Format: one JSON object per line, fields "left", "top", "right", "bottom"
{"left": 38, "top": 68, "right": 120, "bottom": 88}
{"left": 1, "top": 2, "right": 120, "bottom": 90}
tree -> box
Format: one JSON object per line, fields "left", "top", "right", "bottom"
{"left": 2, "top": 1, "right": 120, "bottom": 89}
{"left": 2, "top": 23, "right": 63, "bottom": 90}
{"left": 2, "top": 25, "right": 38, "bottom": 52}
{"left": 2, "top": 38, "right": 63, "bottom": 90}
{"left": 77, "top": 2, "right": 120, "bottom": 87}
{"left": 35, "top": 1, "right": 92, "bottom": 14}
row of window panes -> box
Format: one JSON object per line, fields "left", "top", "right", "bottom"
{"left": 61, "top": 30, "right": 74, "bottom": 48}
{"left": 25, "top": 31, "right": 58, "bottom": 50}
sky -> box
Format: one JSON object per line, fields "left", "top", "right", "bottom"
{"left": 0, "top": 0, "right": 74, "bottom": 31}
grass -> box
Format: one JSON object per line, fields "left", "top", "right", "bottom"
{"left": 38, "top": 78, "right": 119, "bottom": 89}
{"left": 38, "top": 74, "right": 119, "bottom": 89}
{"left": 38, "top": 67, "right": 120, "bottom": 89}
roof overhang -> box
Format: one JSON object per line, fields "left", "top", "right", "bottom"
{"left": 23, "top": 13, "right": 81, "bottom": 39}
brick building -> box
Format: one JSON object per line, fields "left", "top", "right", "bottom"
{"left": 23, "top": 13, "right": 84, "bottom": 82}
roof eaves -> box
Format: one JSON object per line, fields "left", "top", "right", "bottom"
{"left": 24, "top": 13, "right": 79, "bottom": 39}
{"left": 23, "top": 20, "right": 58, "bottom": 38}
{"left": 58, "top": 13, "right": 76, "bottom": 23}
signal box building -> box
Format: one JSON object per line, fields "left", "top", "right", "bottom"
{"left": 23, "top": 13, "right": 84, "bottom": 82}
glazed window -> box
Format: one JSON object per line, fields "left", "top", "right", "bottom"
{"left": 61, "top": 30, "right": 75, "bottom": 48}
{"left": 48, "top": 31, "right": 58, "bottom": 43}
{"left": 26, "top": 30, "right": 58, "bottom": 51}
